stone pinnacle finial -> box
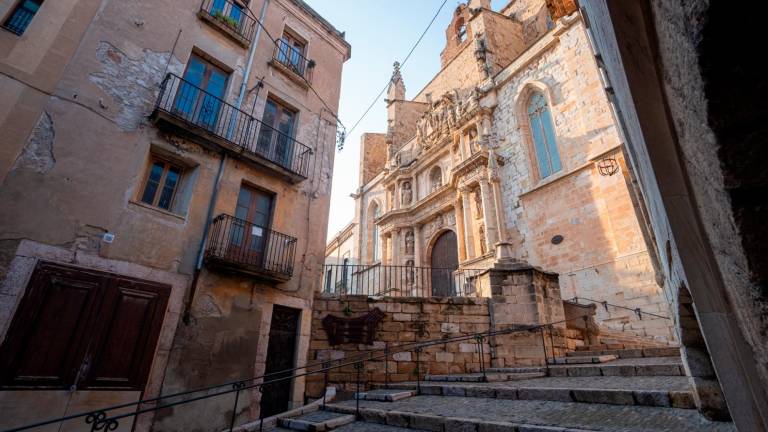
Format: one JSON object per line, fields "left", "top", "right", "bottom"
{"left": 388, "top": 61, "right": 405, "bottom": 101}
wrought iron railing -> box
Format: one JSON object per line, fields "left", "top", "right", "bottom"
{"left": 200, "top": 0, "right": 258, "bottom": 42}
{"left": 569, "top": 296, "right": 671, "bottom": 320}
{"left": 205, "top": 214, "right": 297, "bottom": 277}
{"left": 155, "top": 73, "right": 312, "bottom": 178}
{"left": 272, "top": 39, "right": 315, "bottom": 81}
{"left": 322, "top": 264, "right": 487, "bottom": 297}
{"left": 3, "top": 311, "right": 592, "bottom": 432}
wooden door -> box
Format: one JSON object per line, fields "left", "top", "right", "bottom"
{"left": 229, "top": 185, "right": 274, "bottom": 266}
{"left": 0, "top": 262, "right": 170, "bottom": 390}
{"left": 259, "top": 305, "right": 300, "bottom": 418}
{"left": 430, "top": 231, "right": 459, "bottom": 296}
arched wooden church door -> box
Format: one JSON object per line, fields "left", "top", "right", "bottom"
{"left": 430, "top": 230, "right": 459, "bottom": 296}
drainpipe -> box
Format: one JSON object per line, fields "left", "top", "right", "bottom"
{"left": 183, "top": 0, "right": 270, "bottom": 324}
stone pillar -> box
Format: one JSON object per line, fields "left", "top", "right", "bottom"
{"left": 490, "top": 174, "right": 514, "bottom": 260}
{"left": 479, "top": 179, "right": 499, "bottom": 252}
{"left": 454, "top": 193, "right": 467, "bottom": 262}
{"left": 459, "top": 133, "right": 467, "bottom": 160}
{"left": 460, "top": 187, "right": 476, "bottom": 259}
{"left": 394, "top": 186, "right": 400, "bottom": 210}
{"left": 414, "top": 224, "right": 422, "bottom": 267}
{"left": 381, "top": 232, "right": 388, "bottom": 264}
{"left": 392, "top": 229, "right": 400, "bottom": 267}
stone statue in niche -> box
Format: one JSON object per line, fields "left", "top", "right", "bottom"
{"left": 474, "top": 189, "right": 483, "bottom": 218}
{"left": 405, "top": 229, "right": 415, "bottom": 255}
{"left": 401, "top": 181, "right": 413, "bottom": 205}
{"left": 478, "top": 225, "right": 487, "bottom": 255}
{"left": 405, "top": 259, "right": 415, "bottom": 287}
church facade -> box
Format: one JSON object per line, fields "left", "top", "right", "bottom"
{"left": 329, "top": 0, "right": 673, "bottom": 341}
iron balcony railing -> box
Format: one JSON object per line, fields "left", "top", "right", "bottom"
{"left": 155, "top": 73, "right": 312, "bottom": 178}
{"left": 200, "top": 0, "right": 258, "bottom": 43}
{"left": 205, "top": 214, "right": 297, "bottom": 278}
{"left": 322, "top": 264, "right": 487, "bottom": 297}
{"left": 272, "top": 39, "right": 315, "bottom": 81}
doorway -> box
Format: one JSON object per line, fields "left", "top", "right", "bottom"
{"left": 229, "top": 185, "right": 274, "bottom": 266}
{"left": 430, "top": 230, "right": 459, "bottom": 296}
{"left": 259, "top": 305, "right": 300, "bottom": 418}
{"left": 174, "top": 55, "right": 229, "bottom": 131}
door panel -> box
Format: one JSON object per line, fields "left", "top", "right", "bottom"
{"left": 84, "top": 279, "right": 169, "bottom": 389}
{"left": 430, "top": 231, "right": 459, "bottom": 296}
{"left": 228, "top": 185, "right": 274, "bottom": 266}
{"left": 0, "top": 265, "right": 102, "bottom": 388}
{"left": 260, "top": 306, "right": 300, "bottom": 418}
{"left": 175, "top": 56, "right": 229, "bottom": 131}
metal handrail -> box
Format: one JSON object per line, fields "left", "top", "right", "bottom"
{"left": 272, "top": 39, "right": 315, "bottom": 81}
{"left": 323, "top": 264, "right": 487, "bottom": 297}
{"left": 3, "top": 313, "right": 593, "bottom": 432}
{"left": 155, "top": 73, "right": 313, "bottom": 178}
{"left": 569, "top": 296, "right": 671, "bottom": 320}
{"left": 205, "top": 214, "right": 297, "bottom": 276}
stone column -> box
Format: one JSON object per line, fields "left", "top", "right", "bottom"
{"left": 479, "top": 179, "right": 499, "bottom": 252}
{"left": 391, "top": 229, "right": 400, "bottom": 266}
{"left": 414, "top": 224, "right": 422, "bottom": 267}
{"left": 454, "top": 193, "right": 467, "bottom": 262}
{"left": 394, "top": 185, "right": 400, "bottom": 210}
{"left": 458, "top": 133, "right": 467, "bottom": 160}
{"left": 490, "top": 174, "right": 514, "bottom": 260}
{"left": 380, "top": 232, "right": 388, "bottom": 264}
{"left": 460, "top": 187, "right": 476, "bottom": 259}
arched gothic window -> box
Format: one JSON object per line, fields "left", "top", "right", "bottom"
{"left": 527, "top": 92, "right": 562, "bottom": 178}
{"left": 457, "top": 21, "right": 467, "bottom": 43}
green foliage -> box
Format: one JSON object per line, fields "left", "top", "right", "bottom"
{"left": 212, "top": 10, "right": 239, "bottom": 30}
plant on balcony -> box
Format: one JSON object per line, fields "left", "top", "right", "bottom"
{"left": 212, "top": 10, "right": 239, "bottom": 30}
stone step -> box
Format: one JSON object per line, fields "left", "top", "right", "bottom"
{"left": 325, "top": 394, "right": 733, "bottom": 431}
{"left": 550, "top": 354, "right": 618, "bottom": 364}
{"left": 277, "top": 410, "right": 355, "bottom": 431}
{"left": 424, "top": 371, "right": 545, "bottom": 383}
{"left": 567, "top": 346, "right": 680, "bottom": 358}
{"left": 550, "top": 359, "right": 684, "bottom": 377}
{"left": 382, "top": 381, "right": 695, "bottom": 409}
{"left": 354, "top": 389, "right": 415, "bottom": 402}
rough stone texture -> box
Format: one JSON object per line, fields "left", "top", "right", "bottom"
{"left": 330, "top": 395, "right": 735, "bottom": 431}
{"left": 12, "top": 111, "right": 56, "bottom": 175}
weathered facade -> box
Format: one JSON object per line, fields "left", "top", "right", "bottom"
{"left": 0, "top": 0, "right": 349, "bottom": 430}
{"left": 333, "top": 0, "right": 672, "bottom": 343}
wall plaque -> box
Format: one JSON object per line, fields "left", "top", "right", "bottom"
{"left": 322, "top": 308, "right": 385, "bottom": 346}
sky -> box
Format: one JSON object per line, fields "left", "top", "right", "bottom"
{"left": 308, "top": 0, "right": 507, "bottom": 241}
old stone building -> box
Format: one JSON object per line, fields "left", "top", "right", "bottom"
{"left": 330, "top": 0, "right": 672, "bottom": 343}
{"left": 0, "top": 0, "right": 349, "bottom": 430}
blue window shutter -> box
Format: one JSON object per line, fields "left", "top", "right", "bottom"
{"left": 527, "top": 93, "right": 561, "bottom": 178}
{"left": 540, "top": 104, "right": 562, "bottom": 173}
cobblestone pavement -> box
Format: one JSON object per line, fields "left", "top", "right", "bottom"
{"left": 332, "top": 395, "right": 736, "bottom": 431}
{"left": 271, "top": 422, "right": 417, "bottom": 431}
{"left": 412, "top": 375, "right": 691, "bottom": 391}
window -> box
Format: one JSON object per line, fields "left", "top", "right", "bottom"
{"left": 371, "top": 203, "right": 381, "bottom": 262}
{"left": 174, "top": 55, "right": 229, "bottom": 131}
{"left": 3, "top": 0, "right": 42, "bottom": 35}
{"left": 257, "top": 98, "right": 296, "bottom": 167}
{"left": 276, "top": 31, "right": 307, "bottom": 75}
{"left": 456, "top": 20, "right": 467, "bottom": 44}
{"left": 527, "top": 92, "right": 562, "bottom": 178}
{"left": 141, "top": 158, "right": 184, "bottom": 211}
{"left": 210, "top": 0, "right": 247, "bottom": 30}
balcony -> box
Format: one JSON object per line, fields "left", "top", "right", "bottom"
{"left": 269, "top": 40, "right": 315, "bottom": 86}
{"left": 152, "top": 73, "right": 312, "bottom": 183}
{"left": 198, "top": 0, "right": 257, "bottom": 47}
{"left": 322, "top": 264, "right": 487, "bottom": 298}
{"left": 205, "top": 214, "right": 297, "bottom": 282}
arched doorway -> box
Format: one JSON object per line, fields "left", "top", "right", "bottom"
{"left": 430, "top": 230, "right": 459, "bottom": 296}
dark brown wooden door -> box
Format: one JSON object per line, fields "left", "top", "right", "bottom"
{"left": 430, "top": 230, "right": 459, "bottom": 296}
{"left": 229, "top": 185, "right": 274, "bottom": 266}
{"left": 259, "top": 305, "right": 300, "bottom": 418}
{"left": 0, "top": 262, "right": 170, "bottom": 391}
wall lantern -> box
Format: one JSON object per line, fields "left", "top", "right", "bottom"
{"left": 597, "top": 157, "right": 620, "bottom": 176}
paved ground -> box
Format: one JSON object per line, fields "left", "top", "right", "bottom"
{"left": 409, "top": 375, "right": 691, "bottom": 391}
{"left": 271, "top": 422, "right": 416, "bottom": 432}
{"left": 331, "top": 395, "right": 736, "bottom": 432}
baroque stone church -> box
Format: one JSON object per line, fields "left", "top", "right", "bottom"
{"left": 328, "top": 0, "right": 673, "bottom": 342}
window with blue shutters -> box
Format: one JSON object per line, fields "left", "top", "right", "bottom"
{"left": 527, "top": 92, "right": 562, "bottom": 179}
{"left": 3, "top": 0, "right": 43, "bottom": 35}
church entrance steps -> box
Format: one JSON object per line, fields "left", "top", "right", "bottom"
{"left": 354, "top": 389, "right": 415, "bottom": 402}
{"left": 372, "top": 375, "right": 695, "bottom": 409}
{"left": 550, "top": 354, "right": 618, "bottom": 364}
{"left": 548, "top": 356, "right": 684, "bottom": 377}
{"left": 423, "top": 371, "right": 546, "bottom": 383}
{"left": 567, "top": 346, "right": 679, "bottom": 358}
{"left": 323, "top": 394, "right": 735, "bottom": 431}
{"left": 277, "top": 410, "right": 356, "bottom": 431}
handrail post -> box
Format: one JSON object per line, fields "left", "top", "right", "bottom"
{"left": 257, "top": 385, "right": 264, "bottom": 432}
{"left": 475, "top": 334, "right": 487, "bottom": 382}
{"left": 229, "top": 382, "right": 245, "bottom": 432}
{"left": 415, "top": 346, "right": 423, "bottom": 395}
{"left": 354, "top": 361, "right": 363, "bottom": 420}
{"left": 384, "top": 341, "right": 390, "bottom": 388}
{"left": 322, "top": 361, "right": 331, "bottom": 409}
{"left": 549, "top": 324, "right": 556, "bottom": 360}
{"left": 540, "top": 327, "right": 550, "bottom": 375}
